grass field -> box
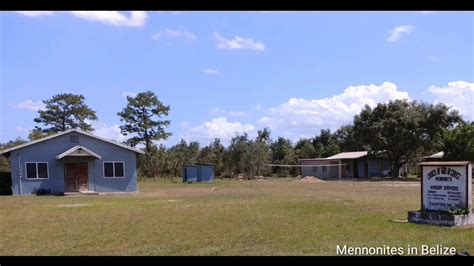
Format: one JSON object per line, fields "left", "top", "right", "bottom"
{"left": 0, "top": 178, "right": 473, "bottom": 256}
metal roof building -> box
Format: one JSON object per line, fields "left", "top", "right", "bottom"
{"left": 298, "top": 151, "right": 404, "bottom": 179}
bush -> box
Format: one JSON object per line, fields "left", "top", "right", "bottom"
{"left": 35, "top": 188, "right": 52, "bottom": 196}
{"left": 34, "top": 188, "right": 63, "bottom": 196}
{"left": 137, "top": 175, "right": 148, "bottom": 182}
{"left": 447, "top": 208, "right": 470, "bottom": 215}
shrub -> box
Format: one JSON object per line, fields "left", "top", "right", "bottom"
{"left": 35, "top": 188, "right": 51, "bottom": 196}
{"left": 447, "top": 208, "right": 470, "bottom": 215}
{"left": 34, "top": 189, "right": 64, "bottom": 196}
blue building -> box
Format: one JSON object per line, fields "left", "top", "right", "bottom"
{"left": 0, "top": 129, "right": 144, "bottom": 195}
{"left": 182, "top": 164, "right": 215, "bottom": 183}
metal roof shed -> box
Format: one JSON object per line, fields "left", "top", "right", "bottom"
{"left": 182, "top": 165, "right": 198, "bottom": 183}
{"left": 182, "top": 164, "right": 215, "bottom": 183}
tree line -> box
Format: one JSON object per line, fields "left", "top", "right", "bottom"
{"left": 1, "top": 92, "right": 473, "bottom": 178}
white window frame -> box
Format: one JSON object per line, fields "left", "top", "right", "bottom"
{"left": 25, "top": 162, "right": 49, "bottom": 180}
{"left": 103, "top": 161, "right": 125, "bottom": 178}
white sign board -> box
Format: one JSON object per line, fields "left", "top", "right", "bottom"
{"left": 421, "top": 163, "right": 472, "bottom": 212}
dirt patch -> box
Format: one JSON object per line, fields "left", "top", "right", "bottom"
{"left": 56, "top": 204, "right": 93, "bottom": 208}
{"left": 297, "top": 176, "right": 324, "bottom": 183}
{"left": 379, "top": 182, "right": 420, "bottom": 187}
{"left": 390, "top": 219, "right": 408, "bottom": 223}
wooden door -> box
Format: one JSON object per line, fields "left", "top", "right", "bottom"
{"left": 65, "top": 163, "right": 88, "bottom": 192}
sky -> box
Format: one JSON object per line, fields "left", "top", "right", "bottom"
{"left": 1, "top": 11, "right": 473, "bottom": 147}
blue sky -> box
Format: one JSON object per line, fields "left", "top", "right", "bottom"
{"left": 1, "top": 11, "right": 473, "bottom": 146}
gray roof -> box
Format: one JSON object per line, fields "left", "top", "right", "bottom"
{"left": 419, "top": 161, "right": 470, "bottom": 166}
{"left": 56, "top": 145, "right": 102, "bottom": 160}
{"left": 299, "top": 151, "right": 368, "bottom": 161}
{"left": 326, "top": 151, "right": 368, "bottom": 160}
{"left": 0, "top": 129, "right": 144, "bottom": 155}
{"left": 298, "top": 151, "right": 367, "bottom": 161}
{"left": 423, "top": 151, "right": 444, "bottom": 159}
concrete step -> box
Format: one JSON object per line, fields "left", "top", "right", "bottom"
{"left": 64, "top": 191, "right": 99, "bottom": 196}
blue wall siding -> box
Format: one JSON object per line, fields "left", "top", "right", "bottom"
{"left": 9, "top": 132, "right": 138, "bottom": 195}
{"left": 183, "top": 166, "right": 197, "bottom": 182}
{"left": 358, "top": 160, "right": 365, "bottom": 178}
{"left": 199, "top": 165, "right": 214, "bottom": 182}
{"left": 368, "top": 160, "right": 391, "bottom": 177}
{"left": 357, "top": 160, "right": 391, "bottom": 178}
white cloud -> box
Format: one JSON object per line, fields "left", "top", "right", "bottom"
{"left": 418, "top": 11, "right": 437, "bottom": 15}
{"left": 427, "top": 81, "right": 474, "bottom": 121}
{"left": 202, "top": 68, "right": 219, "bottom": 75}
{"left": 15, "top": 11, "right": 54, "bottom": 17}
{"left": 15, "top": 126, "right": 28, "bottom": 133}
{"left": 15, "top": 11, "right": 147, "bottom": 27}
{"left": 152, "top": 28, "right": 196, "bottom": 41}
{"left": 209, "top": 108, "right": 247, "bottom": 117}
{"left": 121, "top": 91, "right": 137, "bottom": 98}
{"left": 257, "top": 82, "right": 410, "bottom": 139}
{"left": 387, "top": 25, "right": 415, "bottom": 43}
{"left": 213, "top": 32, "right": 265, "bottom": 51}
{"left": 14, "top": 100, "right": 46, "bottom": 111}
{"left": 90, "top": 121, "right": 127, "bottom": 143}
{"left": 182, "top": 117, "right": 255, "bottom": 145}
{"left": 69, "top": 11, "right": 147, "bottom": 27}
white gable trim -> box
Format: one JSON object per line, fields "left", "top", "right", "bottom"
{"left": 0, "top": 129, "right": 144, "bottom": 155}
{"left": 56, "top": 145, "right": 102, "bottom": 160}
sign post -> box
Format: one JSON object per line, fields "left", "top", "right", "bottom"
{"left": 408, "top": 161, "right": 473, "bottom": 226}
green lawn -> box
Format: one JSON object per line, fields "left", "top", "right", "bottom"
{"left": 0, "top": 178, "right": 472, "bottom": 256}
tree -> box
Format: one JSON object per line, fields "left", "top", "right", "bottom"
{"left": 117, "top": 91, "right": 171, "bottom": 152}
{"left": 312, "top": 129, "right": 341, "bottom": 158}
{"left": 270, "top": 137, "right": 296, "bottom": 176}
{"left": 163, "top": 139, "right": 201, "bottom": 179}
{"left": 187, "top": 141, "right": 201, "bottom": 164}
{"left": 443, "top": 122, "right": 474, "bottom": 162}
{"left": 199, "top": 138, "right": 225, "bottom": 176}
{"left": 250, "top": 128, "right": 273, "bottom": 176}
{"left": 334, "top": 124, "right": 360, "bottom": 152}
{"left": 0, "top": 138, "right": 28, "bottom": 172}
{"left": 295, "top": 138, "right": 317, "bottom": 159}
{"left": 33, "top": 93, "right": 97, "bottom": 132}
{"left": 353, "top": 100, "right": 461, "bottom": 177}
{"left": 28, "top": 129, "right": 56, "bottom": 141}
{"left": 256, "top": 128, "right": 271, "bottom": 143}
{"left": 137, "top": 144, "right": 168, "bottom": 179}
{"left": 224, "top": 133, "right": 251, "bottom": 177}
{"left": 223, "top": 130, "right": 272, "bottom": 178}
{"left": 167, "top": 139, "right": 191, "bottom": 177}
